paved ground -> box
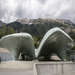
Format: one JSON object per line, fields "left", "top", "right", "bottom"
{"left": 0, "top": 69, "right": 33, "bottom": 75}
{"left": 0, "top": 61, "right": 74, "bottom": 75}
{"left": 0, "top": 61, "right": 35, "bottom": 75}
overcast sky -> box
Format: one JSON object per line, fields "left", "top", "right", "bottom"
{"left": 0, "top": 0, "right": 75, "bottom": 23}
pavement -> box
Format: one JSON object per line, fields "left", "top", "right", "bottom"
{"left": 0, "top": 61, "right": 35, "bottom": 75}
{"left": 0, "top": 61, "right": 74, "bottom": 75}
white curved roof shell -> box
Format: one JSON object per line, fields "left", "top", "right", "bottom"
{"left": 0, "top": 33, "right": 35, "bottom": 60}
{"left": 36, "top": 27, "right": 73, "bottom": 60}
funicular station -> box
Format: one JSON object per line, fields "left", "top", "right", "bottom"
{"left": 0, "top": 27, "right": 75, "bottom": 75}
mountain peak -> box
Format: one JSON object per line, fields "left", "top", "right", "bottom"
{"left": 16, "top": 18, "right": 75, "bottom": 26}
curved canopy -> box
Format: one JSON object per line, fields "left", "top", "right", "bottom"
{"left": 0, "top": 33, "right": 35, "bottom": 60}
{"left": 0, "top": 27, "right": 73, "bottom": 61}
{"left": 36, "top": 27, "right": 73, "bottom": 60}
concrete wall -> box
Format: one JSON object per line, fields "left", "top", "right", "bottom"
{"left": 0, "top": 61, "right": 75, "bottom": 75}
{"left": 34, "top": 62, "right": 75, "bottom": 75}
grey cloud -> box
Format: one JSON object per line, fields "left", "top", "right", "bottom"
{"left": 0, "top": 0, "right": 75, "bottom": 23}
